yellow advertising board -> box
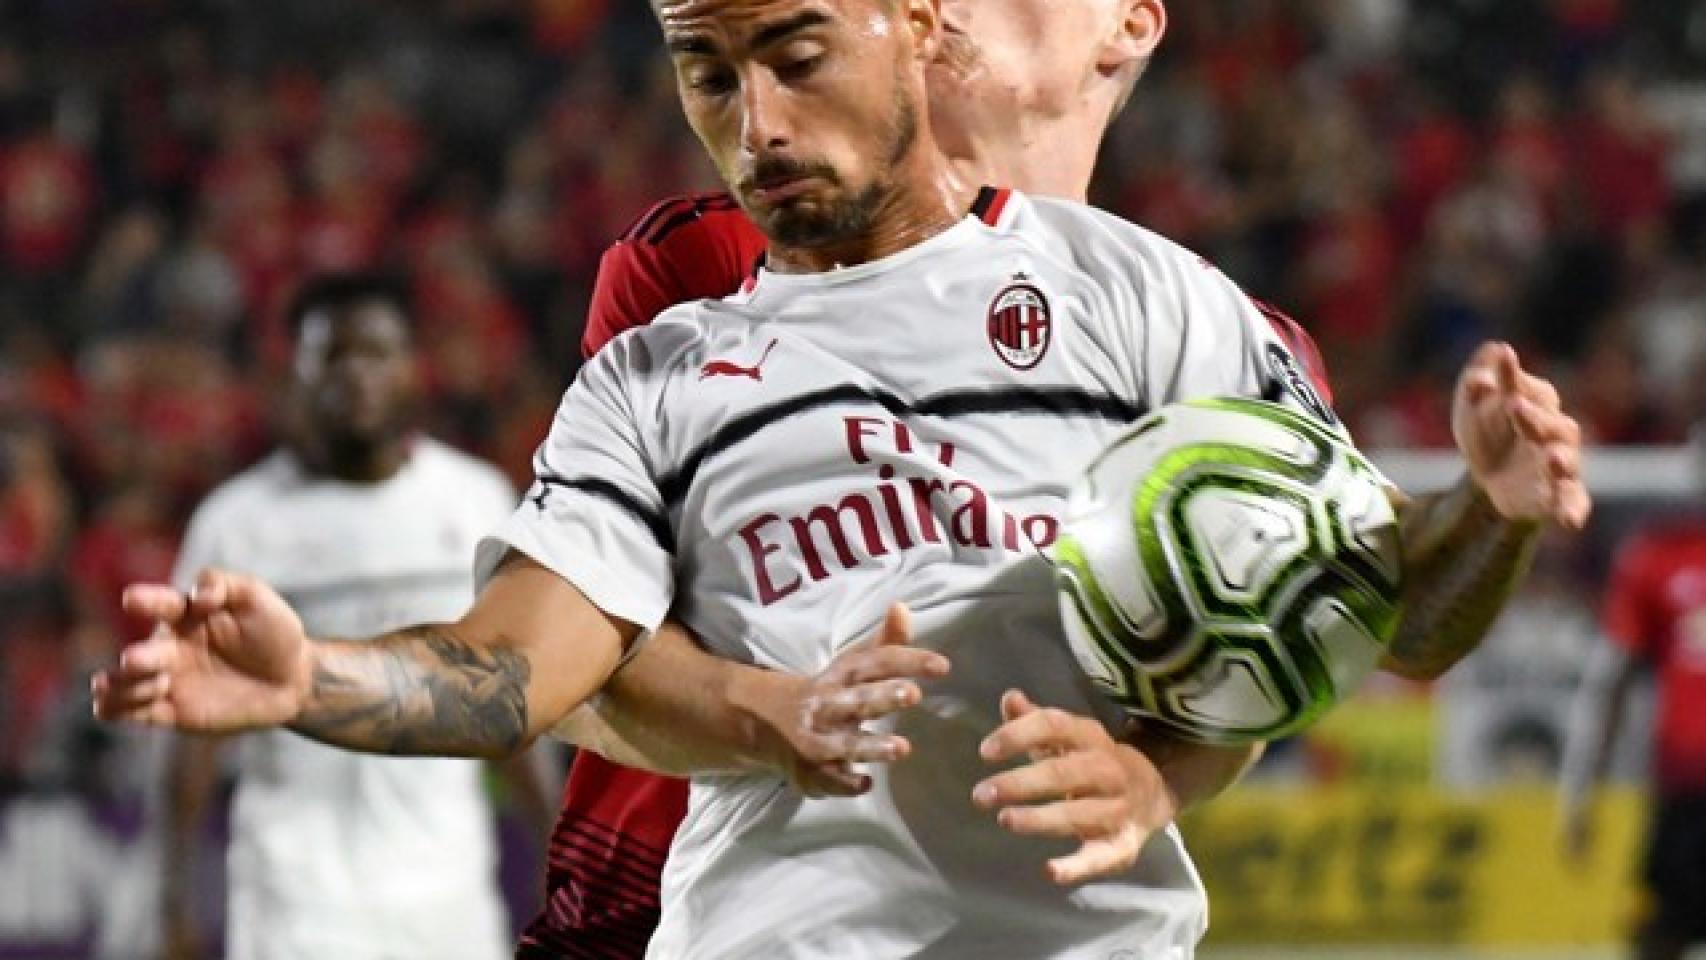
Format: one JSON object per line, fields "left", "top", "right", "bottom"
{"left": 1182, "top": 785, "right": 1647, "bottom": 948}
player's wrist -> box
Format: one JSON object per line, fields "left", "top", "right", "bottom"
{"left": 286, "top": 637, "right": 320, "bottom": 723}
{"left": 1461, "top": 471, "right": 1547, "bottom": 533}
{"left": 727, "top": 667, "right": 812, "bottom": 775}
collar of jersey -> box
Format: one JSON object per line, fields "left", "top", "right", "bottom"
{"left": 745, "top": 208, "right": 998, "bottom": 298}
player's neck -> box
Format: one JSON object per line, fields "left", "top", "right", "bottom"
{"left": 306, "top": 435, "right": 410, "bottom": 485}
{"left": 765, "top": 165, "right": 972, "bottom": 275}
{"left": 945, "top": 111, "right": 1101, "bottom": 203}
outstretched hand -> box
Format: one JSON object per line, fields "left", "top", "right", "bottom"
{"left": 1453, "top": 342, "right": 1591, "bottom": 530}
{"left": 975, "top": 691, "right": 1176, "bottom": 886}
{"left": 91, "top": 569, "right": 313, "bottom": 731}
{"left": 766, "top": 603, "right": 951, "bottom": 797}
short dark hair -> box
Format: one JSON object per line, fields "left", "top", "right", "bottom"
{"left": 285, "top": 271, "right": 415, "bottom": 341}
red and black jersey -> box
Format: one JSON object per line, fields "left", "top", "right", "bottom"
{"left": 580, "top": 192, "right": 768, "bottom": 361}
{"left": 1602, "top": 520, "right": 1706, "bottom": 793}
{"left": 518, "top": 194, "right": 760, "bottom": 960}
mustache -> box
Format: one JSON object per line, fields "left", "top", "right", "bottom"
{"left": 738, "top": 155, "right": 840, "bottom": 193}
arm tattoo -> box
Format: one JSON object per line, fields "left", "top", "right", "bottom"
{"left": 1384, "top": 477, "right": 1541, "bottom": 681}
{"left": 289, "top": 625, "right": 532, "bottom": 757}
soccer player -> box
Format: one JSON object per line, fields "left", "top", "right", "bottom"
{"left": 95, "top": 1, "right": 1587, "bottom": 957}
{"left": 155, "top": 273, "right": 555, "bottom": 960}
{"left": 1560, "top": 477, "right": 1706, "bottom": 960}
{"left": 533, "top": 0, "right": 1587, "bottom": 953}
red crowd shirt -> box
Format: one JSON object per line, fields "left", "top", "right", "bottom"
{"left": 520, "top": 190, "right": 1333, "bottom": 959}
{"left": 1602, "top": 521, "right": 1706, "bottom": 793}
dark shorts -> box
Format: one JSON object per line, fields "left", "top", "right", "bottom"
{"left": 1643, "top": 792, "right": 1706, "bottom": 942}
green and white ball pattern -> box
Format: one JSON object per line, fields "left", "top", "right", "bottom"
{"left": 1054, "top": 397, "right": 1403, "bottom": 744}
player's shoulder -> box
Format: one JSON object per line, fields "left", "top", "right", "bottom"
{"left": 587, "top": 299, "right": 731, "bottom": 375}
{"left": 585, "top": 192, "right": 766, "bottom": 359}
{"left": 187, "top": 450, "right": 300, "bottom": 528}
{"left": 615, "top": 191, "right": 756, "bottom": 249}
{"left": 996, "top": 188, "right": 1214, "bottom": 276}
{"left": 412, "top": 437, "right": 512, "bottom": 490}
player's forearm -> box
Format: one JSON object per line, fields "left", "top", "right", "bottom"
{"left": 1130, "top": 727, "right": 1263, "bottom": 815}
{"left": 1380, "top": 477, "right": 1541, "bottom": 681}
{"left": 575, "top": 622, "right": 804, "bottom": 776}
{"left": 290, "top": 624, "right": 534, "bottom": 759}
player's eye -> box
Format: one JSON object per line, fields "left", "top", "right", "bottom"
{"left": 684, "top": 64, "right": 737, "bottom": 97}
{"left": 773, "top": 46, "right": 825, "bottom": 83}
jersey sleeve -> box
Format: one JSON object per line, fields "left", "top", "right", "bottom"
{"left": 582, "top": 194, "right": 766, "bottom": 359}
{"left": 474, "top": 342, "right": 675, "bottom": 632}
{"left": 1601, "top": 535, "right": 1658, "bottom": 657}
{"left": 1138, "top": 254, "right": 1343, "bottom": 431}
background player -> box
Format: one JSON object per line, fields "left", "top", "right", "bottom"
{"left": 1560, "top": 436, "right": 1706, "bottom": 960}
{"left": 156, "top": 273, "right": 557, "bottom": 960}
{"left": 93, "top": 0, "right": 1583, "bottom": 954}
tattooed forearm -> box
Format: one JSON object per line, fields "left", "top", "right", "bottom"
{"left": 1382, "top": 477, "right": 1541, "bottom": 681}
{"left": 288, "top": 625, "right": 532, "bottom": 757}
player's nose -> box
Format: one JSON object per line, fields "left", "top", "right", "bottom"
{"left": 739, "top": 70, "right": 792, "bottom": 155}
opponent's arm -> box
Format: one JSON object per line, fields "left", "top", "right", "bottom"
{"left": 553, "top": 620, "right": 808, "bottom": 778}
{"left": 94, "top": 553, "right": 638, "bottom": 759}
{"left": 1379, "top": 479, "right": 1542, "bottom": 680}
{"left": 1378, "top": 342, "right": 1589, "bottom": 681}
{"left": 561, "top": 609, "right": 941, "bottom": 797}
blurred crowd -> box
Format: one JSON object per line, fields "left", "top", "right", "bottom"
{"left": 1, "top": 0, "right": 1703, "bottom": 791}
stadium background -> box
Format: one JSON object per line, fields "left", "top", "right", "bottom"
{"left": 0, "top": 0, "right": 1700, "bottom": 957}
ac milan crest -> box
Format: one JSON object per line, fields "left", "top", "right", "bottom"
{"left": 987, "top": 275, "right": 1052, "bottom": 371}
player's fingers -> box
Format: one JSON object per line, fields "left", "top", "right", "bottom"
{"left": 119, "top": 639, "right": 181, "bottom": 677}
{"left": 1510, "top": 396, "right": 1563, "bottom": 445}
{"left": 797, "top": 762, "right": 872, "bottom": 798}
{"left": 808, "top": 680, "right": 924, "bottom": 729}
{"left": 827, "top": 646, "right": 951, "bottom": 686}
{"left": 1046, "top": 828, "right": 1145, "bottom": 886}
{"left": 980, "top": 706, "right": 1098, "bottom": 762}
{"left": 1547, "top": 442, "right": 1582, "bottom": 482}
{"left": 802, "top": 727, "right": 910, "bottom": 766}
{"left": 1493, "top": 342, "right": 1522, "bottom": 393}
{"left": 92, "top": 672, "right": 172, "bottom": 716}
{"left": 1517, "top": 370, "right": 1562, "bottom": 411}
{"left": 1558, "top": 479, "right": 1593, "bottom": 531}
{"left": 872, "top": 603, "right": 914, "bottom": 648}
{"left": 122, "top": 583, "right": 189, "bottom": 623}
{"left": 973, "top": 753, "right": 1116, "bottom": 809}
{"left": 999, "top": 688, "right": 1039, "bottom": 724}
{"left": 93, "top": 684, "right": 177, "bottom": 726}
{"left": 996, "top": 795, "right": 1129, "bottom": 842}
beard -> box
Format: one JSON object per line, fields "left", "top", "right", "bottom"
{"left": 752, "top": 88, "right": 920, "bottom": 250}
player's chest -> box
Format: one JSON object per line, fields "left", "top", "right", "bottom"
{"left": 650, "top": 274, "right": 1141, "bottom": 501}
{"left": 225, "top": 488, "right": 482, "bottom": 589}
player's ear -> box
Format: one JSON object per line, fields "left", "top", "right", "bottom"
{"left": 1100, "top": 0, "right": 1166, "bottom": 72}
{"left": 900, "top": 0, "right": 943, "bottom": 64}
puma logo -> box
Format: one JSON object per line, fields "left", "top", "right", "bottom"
{"left": 700, "top": 338, "right": 779, "bottom": 381}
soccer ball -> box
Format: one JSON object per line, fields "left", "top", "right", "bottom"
{"left": 1053, "top": 397, "right": 1403, "bottom": 744}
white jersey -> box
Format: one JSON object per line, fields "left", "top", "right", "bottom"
{"left": 479, "top": 189, "right": 1340, "bottom": 960}
{"left": 175, "top": 439, "right": 516, "bottom": 960}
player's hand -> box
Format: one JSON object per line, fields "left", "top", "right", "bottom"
{"left": 975, "top": 690, "right": 1174, "bottom": 886}
{"left": 92, "top": 569, "right": 314, "bottom": 731}
{"left": 1453, "top": 342, "right": 1591, "bottom": 530}
{"left": 767, "top": 603, "right": 951, "bottom": 798}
